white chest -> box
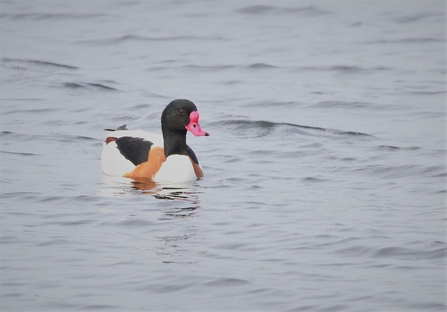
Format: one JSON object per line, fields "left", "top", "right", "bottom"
{"left": 153, "top": 155, "right": 197, "bottom": 182}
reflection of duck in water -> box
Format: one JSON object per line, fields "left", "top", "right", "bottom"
{"left": 132, "top": 182, "right": 201, "bottom": 220}
{"left": 131, "top": 179, "right": 197, "bottom": 201}
{"left": 101, "top": 99, "right": 209, "bottom": 183}
{"left": 98, "top": 175, "right": 201, "bottom": 206}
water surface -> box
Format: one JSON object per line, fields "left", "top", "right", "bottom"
{"left": 1, "top": 1, "right": 445, "bottom": 311}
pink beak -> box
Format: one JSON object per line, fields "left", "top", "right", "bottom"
{"left": 185, "top": 111, "right": 210, "bottom": 137}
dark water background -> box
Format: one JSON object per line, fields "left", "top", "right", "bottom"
{"left": 1, "top": 1, "right": 445, "bottom": 311}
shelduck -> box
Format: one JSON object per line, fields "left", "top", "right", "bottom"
{"left": 101, "top": 99, "right": 209, "bottom": 182}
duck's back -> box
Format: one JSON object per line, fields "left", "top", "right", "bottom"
{"left": 101, "top": 130, "right": 163, "bottom": 177}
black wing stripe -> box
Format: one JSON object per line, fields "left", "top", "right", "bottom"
{"left": 115, "top": 136, "right": 153, "bottom": 166}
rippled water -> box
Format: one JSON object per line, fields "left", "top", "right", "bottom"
{"left": 1, "top": 1, "right": 445, "bottom": 311}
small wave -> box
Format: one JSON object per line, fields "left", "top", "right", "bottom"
{"left": 245, "top": 100, "right": 301, "bottom": 108}
{"left": 127, "top": 103, "right": 152, "bottom": 111}
{"left": 0, "top": 98, "right": 44, "bottom": 102}
{"left": 173, "top": 62, "right": 368, "bottom": 73}
{"left": 75, "top": 135, "right": 96, "bottom": 141}
{"left": 2, "top": 107, "right": 59, "bottom": 115}
{"left": 86, "top": 83, "right": 118, "bottom": 91}
{"left": 237, "top": 5, "right": 329, "bottom": 16}
{"left": 373, "top": 246, "right": 447, "bottom": 260}
{"left": 42, "top": 219, "right": 95, "bottom": 227}
{"left": 78, "top": 35, "right": 227, "bottom": 46}
{"left": 78, "top": 305, "right": 118, "bottom": 311}
{"left": 115, "top": 219, "right": 154, "bottom": 227}
{"left": 313, "top": 101, "right": 404, "bottom": 112}
{"left": 367, "top": 38, "right": 443, "bottom": 45}
{"left": 2, "top": 58, "right": 78, "bottom": 69}
{"left": 312, "top": 101, "right": 370, "bottom": 109}
{"left": 247, "top": 63, "right": 277, "bottom": 69}
{"left": 295, "top": 65, "right": 391, "bottom": 74}
{"left": 237, "top": 5, "right": 278, "bottom": 14}
{"left": 356, "top": 164, "right": 444, "bottom": 179}
{"left": 328, "top": 65, "right": 390, "bottom": 73}
{"left": 100, "top": 216, "right": 156, "bottom": 227}
{"left": 37, "top": 239, "right": 70, "bottom": 247}
{"left": 302, "top": 176, "right": 329, "bottom": 183}
{"left": 211, "top": 119, "right": 372, "bottom": 137}
{"left": 0, "top": 150, "right": 38, "bottom": 157}
{"left": 377, "top": 145, "right": 420, "bottom": 151}
{"left": 395, "top": 12, "right": 443, "bottom": 24}
{"left": 408, "top": 90, "right": 445, "bottom": 95}
{"left": 0, "top": 13, "right": 104, "bottom": 21}
{"left": 182, "top": 64, "right": 236, "bottom": 71}
{"left": 204, "top": 277, "right": 250, "bottom": 287}
{"left": 180, "top": 63, "right": 277, "bottom": 72}
{"left": 43, "top": 133, "right": 99, "bottom": 144}
{"left": 337, "top": 245, "right": 446, "bottom": 260}
{"left": 63, "top": 82, "right": 118, "bottom": 91}
{"left": 1, "top": 191, "right": 40, "bottom": 200}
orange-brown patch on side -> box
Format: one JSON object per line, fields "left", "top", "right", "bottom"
{"left": 105, "top": 137, "right": 117, "bottom": 144}
{"left": 189, "top": 157, "right": 204, "bottom": 180}
{"left": 124, "top": 146, "right": 166, "bottom": 179}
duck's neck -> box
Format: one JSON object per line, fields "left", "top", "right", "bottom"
{"left": 163, "top": 130, "right": 188, "bottom": 157}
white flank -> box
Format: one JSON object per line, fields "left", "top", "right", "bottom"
{"left": 101, "top": 141, "right": 135, "bottom": 176}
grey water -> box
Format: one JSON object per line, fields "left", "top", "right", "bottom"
{"left": 1, "top": 1, "right": 445, "bottom": 311}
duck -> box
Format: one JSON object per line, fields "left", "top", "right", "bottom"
{"left": 101, "top": 99, "right": 209, "bottom": 182}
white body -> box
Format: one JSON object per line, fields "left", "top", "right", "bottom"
{"left": 101, "top": 130, "right": 200, "bottom": 182}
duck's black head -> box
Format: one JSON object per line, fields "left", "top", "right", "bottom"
{"left": 161, "top": 99, "right": 209, "bottom": 137}
{"left": 161, "top": 99, "right": 209, "bottom": 158}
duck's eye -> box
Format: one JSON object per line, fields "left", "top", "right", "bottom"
{"left": 178, "top": 109, "right": 184, "bottom": 114}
